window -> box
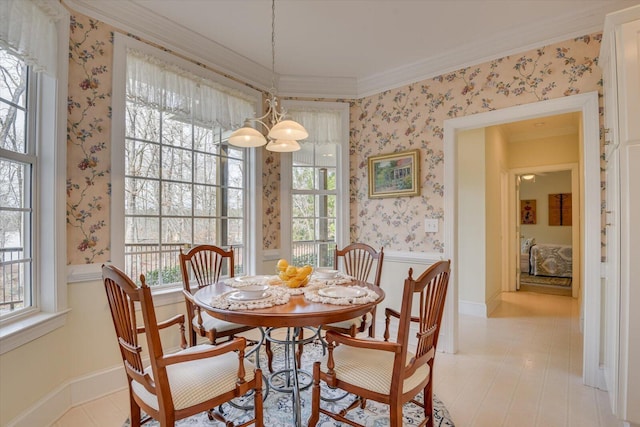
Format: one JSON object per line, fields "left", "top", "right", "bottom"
{"left": 112, "top": 36, "right": 263, "bottom": 286}
{"left": 0, "top": 48, "right": 34, "bottom": 316}
{"left": 281, "top": 101, "right": 350, "bottom": 267}
{"left": 0, "top": 0, "right": 68, "bottom": 353}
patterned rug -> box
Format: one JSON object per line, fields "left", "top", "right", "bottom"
{"left": 123, "top": 340, "right": 455, "bottom": 426}
{"left": 520, "top": 272, "right": 571, "bottom": 287}
{"left": 519, "top": 273, "right": 572, "bottom": 296}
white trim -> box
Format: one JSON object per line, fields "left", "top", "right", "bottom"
{"left": 458, "top": 292, "right": 501, "bottom": 318}
{"left": 382, "top": 250, "right": 444, "bottom": 265}
{"left": 62, "top": 0, "right": 272, "bottom": 92}
{"left": 0, "top": 9, "right": 70, "bottom": 350}
{"left": 66, "top": 263, "right": 102, "bottom": 283}
{"left": 443, "top": 92, "right": 602, "bottom": 388}
{"left": 458, "top": 300, "right": 488, "bottom": 317}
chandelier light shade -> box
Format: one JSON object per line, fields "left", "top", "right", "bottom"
{"left": 228, "top": 0, "right": 307, "bottom": 152}
{"left": 265, "top": 139, "right": 301, "bottom": 152}
{"left": 521, "top": 174, "right": 536, "bottom": 180}
{"left": 268, "top": 119, "right": 308, "bottom": 140}
{"left": 228, "top": 119, "right": 268, "bottom": 147}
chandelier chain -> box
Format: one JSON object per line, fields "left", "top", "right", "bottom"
{"left": 271, "top": 0, "right": 276, "bottom": 92}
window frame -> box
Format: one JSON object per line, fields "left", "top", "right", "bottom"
{"left": 111, "top": 34, "right": 264, "bottom": 288}
{"left": 0, "top": 11, "right": 70, "bottom": 354}
{"left": 279, "top": 100, "right": 350, "bottom": 263}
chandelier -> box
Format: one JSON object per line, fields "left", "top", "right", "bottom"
{"left": 228, "top": 0, "right": 308, "bottom": 152}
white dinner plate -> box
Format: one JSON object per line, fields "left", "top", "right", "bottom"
{"left": 234, "top": 275, "right": 270, "bottom": 284}
{"left": 227, "top": 290, "right": 269, "bottom": 302}
{"left": 313, "top": 268, "right": 339, "bottom": 279}
{"left": 317, "top": 286, "right": 367, "bottom": 299}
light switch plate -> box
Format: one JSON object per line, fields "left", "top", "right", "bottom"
{"left": 425, "top": 218, "right": 438, "bottom": 233}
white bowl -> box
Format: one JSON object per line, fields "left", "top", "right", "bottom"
{"left": 237, "top": 284, "right": 269, "bottom": 298}
{"left": 314, "top": 268, "right": 339, "bottom": 280}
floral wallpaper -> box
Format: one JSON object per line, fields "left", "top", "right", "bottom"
{"left": 67, "top": 14, "right": 114, "bottom": 264}
{"left": 349, "top": 34, "right": 602, "bottom": 253}
{"left": 64, "top": 9, "right": 603, "bottom": 263}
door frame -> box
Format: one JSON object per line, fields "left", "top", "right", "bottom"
{"left": 508, "top": 164, "right": 580, "bottom": 298}
{"left": 442, "top": 92, "right": 602, "bottom": 388}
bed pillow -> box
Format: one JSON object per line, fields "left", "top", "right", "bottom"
{"left": 521, "top": 237, "right": 536, "bottom": 254}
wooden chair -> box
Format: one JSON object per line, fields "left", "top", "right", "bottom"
{"left": 102, "top": 264, "right": 263, "bottom": 427}
{"left": 309, "top": 260, "right": 451, "bottom": 427}
{"left": 179, "top": 245, "right": 257, "bottom": 347}
{"left": 323, "top": 243, "right": 384, "bottom": 337}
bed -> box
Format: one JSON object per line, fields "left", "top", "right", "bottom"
{"left": 520, "top": 238, "right": 572, "bottom": 278}
{"left": 529, "top": 243, "right": 572, "bottom": 277}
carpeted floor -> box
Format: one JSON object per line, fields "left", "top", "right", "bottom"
{"left": 123, "top": 340, "right": 455, "bottom": 426}
{"left": 519, "top": 272, "right": 572, "bottom": 296}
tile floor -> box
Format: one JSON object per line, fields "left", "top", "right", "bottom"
{"left": 53, "top": 291, "right": 617, "bottom": 427}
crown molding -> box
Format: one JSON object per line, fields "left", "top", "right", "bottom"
{"left": 62, "top": 0, "right": 631, "bottom": 100}
{"left": 277, "top": 75, "right": 357, "bottom": 99}
{"left": 356, "top": 2, "right": 621, "bottom": 98}
{"left": 62, "top": 0, "right": 273, "bottom": 91}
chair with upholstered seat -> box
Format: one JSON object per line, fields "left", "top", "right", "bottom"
{"left": 179, "top": 245, "right": 257, "bottom": 347}
{"left": 323, "top": 243, "right": 384, "bottom": 338}
{"left": 309, "top": 260, "right": 451, "bottom": 427}
{"left": 102, "top": 264, "right": 263, "bottom": 427}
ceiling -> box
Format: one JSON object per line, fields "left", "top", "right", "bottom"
{"left": 65, "top": 0, "right": 636, "bottom": 98}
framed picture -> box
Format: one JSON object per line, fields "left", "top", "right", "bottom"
{"left": 520, "top": 199, "right": 536, "bottom": 224}
{"left": 548, "top": 193, "right": 572, "bottom": 226}
{"left": 368, "top": 149, "right": 420, "bottom": 198}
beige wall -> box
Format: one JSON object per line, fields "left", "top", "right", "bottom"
{"left": 457, "top": 128, "right": 486, "bottom": 305}
{"left": 519, "top": 170, "right": 574, "bottom": 245}
{"left": 508, "top": 134, "right": 580, "bottom": 169}
{"left": 485, "top": 126, "right": 509, "bottom": 304}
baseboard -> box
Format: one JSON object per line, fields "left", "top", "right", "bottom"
{"left": 459, "top": 299, "right": 488, "bottom": 317}
{"left": 7, "top": 364, "right": 127, "bottom": 427}
{"left": 486, "top": 292, "right": 502, "bottom": 316}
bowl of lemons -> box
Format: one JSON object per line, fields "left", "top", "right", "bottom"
{"left": 276, "top": 259, "right": 313, "bottom": 288}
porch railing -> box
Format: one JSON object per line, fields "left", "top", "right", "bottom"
{"left": 1, "top": 247, "right": 25, "bottom": 311}
{"left": 124, "top": 243, "right": 244, "bottom": 286}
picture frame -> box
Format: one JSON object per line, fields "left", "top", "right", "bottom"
{"left": 520, "top": 199, "right": 537, "bottom": 224}
{"left": 368, "top": 149, "right": 420, "bottom": 198}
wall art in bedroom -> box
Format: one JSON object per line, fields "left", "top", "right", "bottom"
{"left": 521, "top": 199, "right": 537, "bottom": 224}
{"left": 549, "top": 193, "right": 572, "bottom": 226}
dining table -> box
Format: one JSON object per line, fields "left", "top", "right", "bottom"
{"left": 193, "top": 273, "right": 385, "bottom": 426}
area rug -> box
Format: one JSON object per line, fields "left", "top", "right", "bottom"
{"left": 520, "top": 272, "right": 571, "bottom": 287}
{"left": 123, "top": 341, "right": 455, "bottom": 426}
{"left": 519, "top": 273, "right": 572, "bottom": 296}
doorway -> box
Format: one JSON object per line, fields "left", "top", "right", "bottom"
{"left": 514, "top": 168, "right": 578, "bottom": 298}
{"left": 442, "top": 92, "right": 602, "bottom": 388}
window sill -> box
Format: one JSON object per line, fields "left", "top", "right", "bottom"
{"left": 0, "top": 310, "right": 71, "bottom": 355}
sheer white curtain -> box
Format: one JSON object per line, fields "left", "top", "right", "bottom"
{"left": 0, "top": 0, "right": 66, "bottom": 76}
{"left": 126, "top": 49, "right": 256, "bottom": 130}
{"left": 289, "top": 109, "right": 342, "bottom": 145}
{"left": 289, "top": 109, "right": 342, "bottom": 165}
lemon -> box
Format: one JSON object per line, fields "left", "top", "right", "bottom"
{"left": 285, "top": 265, "right": 298, "bottom": 277}
{"left": 286, "top": 277, "right": 303, "bottom": 288}
{"left": 277, "top": 258, "right": 288, "bottom": 272}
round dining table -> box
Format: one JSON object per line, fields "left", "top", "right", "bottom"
{"left": 193, "top": 278, "right": 385, "bottom": 426}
